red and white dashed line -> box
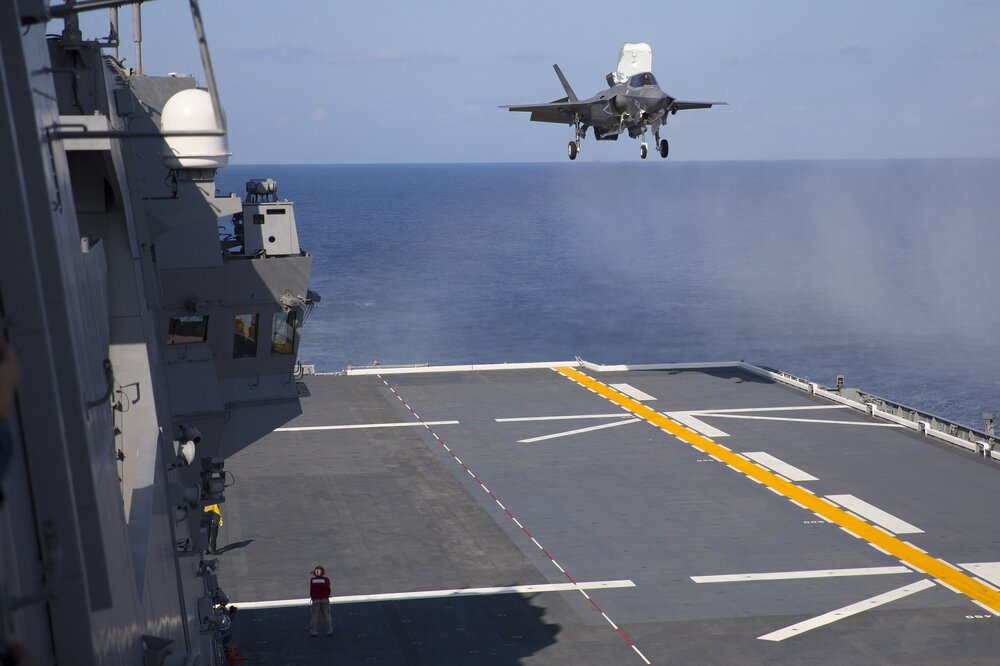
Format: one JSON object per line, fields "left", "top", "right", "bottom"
{"left": 377, "top": 374, "right": 653, "bottom": 665}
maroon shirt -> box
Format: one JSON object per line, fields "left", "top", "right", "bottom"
{"left": 310, "top": 575, "right": 331, "bottom": 601}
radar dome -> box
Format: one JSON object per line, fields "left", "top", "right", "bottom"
{"left": 160, "top": 88, "right": 231, "bottom": 169}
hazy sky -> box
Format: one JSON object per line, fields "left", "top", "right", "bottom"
{"left": 72, "top": 1, "right": 999, "bottom": 163}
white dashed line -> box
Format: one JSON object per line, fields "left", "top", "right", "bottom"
{"left": 377, "top": 374, "right": 650, "bottom": 663}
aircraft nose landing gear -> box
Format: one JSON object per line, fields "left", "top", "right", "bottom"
{"left": 568, "top": 141, "right": 578, "bottom": 160}
{"left": 639, "top": 143, "right": 648, "bottom": 159}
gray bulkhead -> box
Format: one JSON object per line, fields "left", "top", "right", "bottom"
{"left": 0, "top": 4, "right": 316, "bottom": 664}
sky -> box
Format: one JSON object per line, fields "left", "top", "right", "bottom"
{"left": 71, "top": 0, "right": 1000, "bottom": 164}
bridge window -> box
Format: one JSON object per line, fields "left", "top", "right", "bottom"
{"left": 167, "top": 315, "right": 209, "bottom": 345}
{"left": 270, "top": 310, "right": 297, "bottom": 355}
{"left": 233, "top": 314, "right": 259, "bottom": 358}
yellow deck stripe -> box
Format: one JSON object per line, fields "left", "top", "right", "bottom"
{"left": 555, "top": 366, "right": 1000, "bottom": 614}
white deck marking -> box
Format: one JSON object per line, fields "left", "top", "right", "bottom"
{"left": 664, "top": 412, "right": 730, "bottom": 438}
{"left": 692, "top": 566, "right": 911, "bottom": 583}
{"left": 936, "top": 579, "right": 962, "bottom": 594}
{"left": 275, "top": 421, "right": 459, "bottom": 432}
{"left": 741, "top": 452, "right": 819, "bottom": 481}
{"left": 959, "top": 563, "right": 1000, "bottom": 588}
{"left": 609, "top": 383, "right": 656, "bottom": 401}
{"left": 757, "top": 579, "right": 936, "bottom": 641}
{"left": 973, "top": 600, "right": 997, "bottom": 614}
{"left": 496, "top": 413, "right": 628, "bottom": 423}
{"left": 974, "top": 577, "right": 1000, "bottom": 592}
{"left": 684, "top": 405, "right": 850, "bottom": 415}
{"left": 825, "top": 495, "right": 924, "bottom": 534}
{"left": 667, "top": 403, "right": 867, "bottom": 427}
{"left": 518, "top": 418, "right": 640, "bottom": 443}
{"left": 632, "top": 645, "right": 652, "bottom": 664}
{"left": 234, "top": 579, "right": 637, "bottom": 610}
{"left": 703, "top": 414, "right": 903, "bottom": 427}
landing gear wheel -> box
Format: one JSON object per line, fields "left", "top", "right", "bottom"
{"left": 568, "top": 141, "right": 578, "bottom": 160}
{"left": 658, "top": 138, "right": 669, "bottom": 158}
{"left": 639, "top": 143, "right": 648, "bottom": 159}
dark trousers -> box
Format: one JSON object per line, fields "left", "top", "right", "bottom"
{"left": 207, "top": 523, "right": 219, "bottom": 553}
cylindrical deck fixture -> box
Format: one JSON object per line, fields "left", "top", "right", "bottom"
{"left": 132, "top": 2, "right": 142, "bottom": 74}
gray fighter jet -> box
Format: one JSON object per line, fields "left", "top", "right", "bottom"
{"left": 502, "top": 43, "right": 725, "bottom": 160}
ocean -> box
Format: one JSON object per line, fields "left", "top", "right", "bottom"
{"left": 216, "top": 160, "right": 1000, "bottom": 429}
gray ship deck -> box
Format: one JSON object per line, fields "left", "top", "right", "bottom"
{"left": 219, "top": 363, "right": 1000, "bottom": 664}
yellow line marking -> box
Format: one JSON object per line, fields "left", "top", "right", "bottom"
{"left": 554, "top": 366, "right": 1000, "bottom": 614}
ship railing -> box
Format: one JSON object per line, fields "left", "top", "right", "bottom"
{"left": 743, "top": 363, "right": 997, "bottom": 461}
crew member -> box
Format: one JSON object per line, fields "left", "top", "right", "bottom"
{"left": 309, "top": 565, "right": 333, "bottom": 637}
{"left": 204, "top": 503, "right": 223, "bottom": 554}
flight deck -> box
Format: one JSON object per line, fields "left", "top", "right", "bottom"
{"left": 220, "top": 362, "right": 1000, "bottom": 664}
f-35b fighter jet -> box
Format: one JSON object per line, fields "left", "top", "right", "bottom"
{"left": 502, "top": 43, "right": 725, "bottom": 160}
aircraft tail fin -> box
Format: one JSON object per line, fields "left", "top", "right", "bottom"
{"left": 552, "top": 64, "right": 578, "bottom": 102}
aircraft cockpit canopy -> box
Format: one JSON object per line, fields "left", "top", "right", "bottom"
{"left": 628, "top": 72, "right": 658, "bottom": 88}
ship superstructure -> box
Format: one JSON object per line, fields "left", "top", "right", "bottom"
{"left": 1, "top": 2, "right": 315, "bottom": 663}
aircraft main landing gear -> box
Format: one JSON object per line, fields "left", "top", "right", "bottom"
{"left": 639, "top": 143, "right": 648, "bottom": 159}
{"left": 654, "top": 129, "right": 669, "bottom": 159}
{"left": 567, "top": 113, "right": 582, "bottom": 160}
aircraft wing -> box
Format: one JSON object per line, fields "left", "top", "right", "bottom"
{"left": 500, "top": 98, "right": 594, "bottom": 124}
{"left": 672, "top": 101, "right": 728, "bottom": 111}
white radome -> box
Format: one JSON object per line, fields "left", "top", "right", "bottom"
{"left": 160, "top": 88, "right": 231, "bottom": 169}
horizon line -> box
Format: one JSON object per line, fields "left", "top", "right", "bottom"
{"left": 223, "top": 156, "right": 1000, "bottom": 167}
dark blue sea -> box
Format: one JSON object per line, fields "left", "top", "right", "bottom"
{"left": 217, "top": 160, "right": 1000, "bottom": 429}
